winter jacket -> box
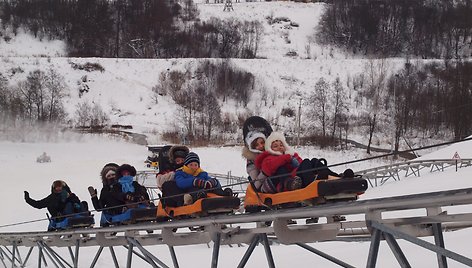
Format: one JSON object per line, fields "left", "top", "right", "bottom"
{"left": 255, "top": 151, "right": 302, "bottom": 177}
{"left": 242, "top": 146, "right": 267, "bottom": 190}
{"left": 156, "top": 172, "right": 175, "bottom": 189}
{"left": 91, "top": 180, "right": 149, "bottom": 215}
{"left": 174, "top": 165, "right": 214, "bottom": 190}
{"left": 25, "top": 191, "right": 81, "bottom": 218}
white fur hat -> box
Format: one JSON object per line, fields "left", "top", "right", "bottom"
{"left": 245, "top": 131, "right": 266, "bottom": 153}
{"left": 265, "top": 132, "right": 294, "bottom": 155}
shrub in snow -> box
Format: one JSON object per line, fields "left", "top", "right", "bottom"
{"left": 36, "top": 152, "right": 51, "bottom": 163}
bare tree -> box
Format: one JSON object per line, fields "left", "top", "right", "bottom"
{"left": 363, "top": 59, "right": 388, "bottom": 154}
{"left": 308, "top": 77, "right": 331, "bottom": 137}
{"left": 331, "top": 77, "right": 347, "bottom": 139}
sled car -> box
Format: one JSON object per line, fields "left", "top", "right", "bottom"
{"left": 100, "top": 205, "right": 158, "bottom": 226}
{"left": 145, "top": 145, "right": 167, "bottom": 169}
{"left": 157, "top": 193, "right": 240, "bottom": 219}
{"left": 48, "top": 213, "right": 94, "bottom": 231}
{"left": 244, "top": 176, "right": 368, "bottom": 212}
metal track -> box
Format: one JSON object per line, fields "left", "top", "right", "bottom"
{"left": 357, "top": 158, "right": 472, "bottom": 187}
{"left": 1, "top": 187, "right": 472, "bottom": 267}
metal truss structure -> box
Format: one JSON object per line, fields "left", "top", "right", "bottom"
{"left": 1, "top": 188, "right": 472, "bottom": 267}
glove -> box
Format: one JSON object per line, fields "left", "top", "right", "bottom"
{"left": 193, "top": 178, "right": 206, "bottom": 189}
{"left": 125, "top": 192, "right": 135, "bottom": 202}
{"left": 291, "top": 156, "right": 300, "bottom": 168}
{"left": 207, "top": 178, "right": 219, "bottom": 188}
{"left": 193, "top": 178, "right": 217, "bottom": 189}
{"left": 24, "top": 191, "right": 30, "bottom": 200}
{"left": 88, "top": 186, "right": 97, "bottom": 198}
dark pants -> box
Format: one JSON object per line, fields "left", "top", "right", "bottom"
{"left": 161, "top": 181, "right": 185, "bottom": 207}
{"left": 297, "top": 158, "right": 340, "bottom": 187}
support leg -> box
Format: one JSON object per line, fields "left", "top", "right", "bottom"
{"left": 168, "top": 246, "right": 179, "bottom": 268}
{"left": 383, "top": 233, "right": 411, "bottom": 268}
{"left": 237, "top": 235, "right": 260, "bottom": 268}
{"left": 296, "top": 243, "right": 354, "bottom": 268}
{"left": 126, "top": 244, "right": 133, "bottom": 268}
{"left": 109, "top": 247, "right": 120, "bottom": 268}
{"left": 432, "top": 223, "right": 448, "bottom": 268}
{"left": 211, "top": 233, "right": 221, "bottom": 268}
{"left": 90, "top": 246, "right": 104, "bottom": 268}
{"left": 23, "top": 247, "right": 34, "bottom": 267}
{"left": 367, "top": 228, "right": 381, "bottom": 268}
{"left": 74, "top": 240, "right": 80, "bottom": 268}
{"left": 260, "top": 234, "right": 275, "bottom": 268}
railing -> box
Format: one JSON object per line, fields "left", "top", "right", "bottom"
{"left": 357, "top": 158, "right": 472, "bottom": 187}
{"left": 2, "top": 188, "right": 472, "bottom": 267}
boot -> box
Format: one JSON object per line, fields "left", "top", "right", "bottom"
{"left": 297, "top": 159, "right": 316, "bottom": 186}
{"left": 340, "top": 169, "right": 355, "bottom": 178}
{"left": 223, "top": 188, "right": 233, "bottom": 196}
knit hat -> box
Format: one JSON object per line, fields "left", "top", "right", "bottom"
{"left": 184, "top": 152, "right": 200, "bottom": 166}
{"left": 245, "top": 131, "right": 266, "bottom": 153}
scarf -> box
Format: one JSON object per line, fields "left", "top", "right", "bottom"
{"left": 181, "top": 165, "right": 204, "bottom": 176}
{"left": 119, "top": 175, "right": 135, "bottom": 193}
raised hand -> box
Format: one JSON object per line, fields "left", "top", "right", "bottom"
{"left": 24, "top": 191, "right": 30, "bottom": 200}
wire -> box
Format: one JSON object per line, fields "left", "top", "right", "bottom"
{"left": 2, "top": 136, "right": 472, "bottom": 230}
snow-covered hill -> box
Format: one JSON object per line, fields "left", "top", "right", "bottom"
{"left": 0, "top": 2, "right": 410, "bottom": 147}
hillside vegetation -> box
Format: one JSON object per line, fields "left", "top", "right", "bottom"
{"left": 0, "top": 0, "right": 471, "bottom": 152}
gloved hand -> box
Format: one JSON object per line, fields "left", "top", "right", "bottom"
{"left": 193, "top": 178, "right": 217, "bottom": 189}
{"left": 291, "top": 156, "right": 300, "bottom": 168}
{"left": 88, "top": 186, "right": 97, "bottom": 198}
{"left": 125, "top": 192, "right": 135, "bottom": 202}
{"left": 207, "top": 178, "right": 219, "bottom": 188}
{"left": 24, "top": 191, "right": 30, "bottom": 200}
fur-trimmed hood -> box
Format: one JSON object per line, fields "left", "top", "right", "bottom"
{"left": 100, "top": 163, "right": 119, "bottom": 183}
{"left": 168, "top": 145, "right": 190, "bottom": 163}
{"left": 242, "top": 146, "right": 259, "bottom": 161}
{"left": 265, "top": 132, "right": 294, "bottom": 156}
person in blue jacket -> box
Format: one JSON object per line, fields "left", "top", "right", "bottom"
{"left": 174, "top": 152, "right": 230, "bottom": 205}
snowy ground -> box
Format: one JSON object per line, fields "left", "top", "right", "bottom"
{"left": 1, "top": 135, "right": 472, "bottom": 267}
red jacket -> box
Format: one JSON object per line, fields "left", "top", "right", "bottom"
{"left": 255, "top": 151, "right": 302, "bottom": 177}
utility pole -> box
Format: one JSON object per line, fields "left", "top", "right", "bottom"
{"left": 297, "top": 98, "right": 302, "bottom": 147}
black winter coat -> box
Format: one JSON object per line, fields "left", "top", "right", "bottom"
{"left": 91, "top": 181, "right": 149, "bottom": 215}
{"left": 25, "top": 192, "right": 81, "bottom": 218}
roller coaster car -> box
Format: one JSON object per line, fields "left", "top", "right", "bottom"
{"left": 100, "top": 205, "right": 158, "bottom": 226}
{"left": 48, "top": 213, "right": 95, "bottom": 231}
{"left": 157, "top": 193, "right": 240, "bottom": 219}
{"left": 244, "top": 176, "right": 368, "bottom": 212}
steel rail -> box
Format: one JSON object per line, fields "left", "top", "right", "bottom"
{"left": 1, "top": 187, "right": 472, "bottom": 246}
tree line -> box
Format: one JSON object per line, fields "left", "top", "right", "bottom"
{"left": 0, "top": 69, "right": 68, "bottom": 125}
{"left": 154, "top": 60, "right": 255, "bottom": 142}
{"left": 349, "top": 60, "right": 472, "bottom": 154}
{"left": 317, "top": 0, "right": 472, "bottom": 59}
{"left": 0, "top": 0, "right": 262, "bottom": 58}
